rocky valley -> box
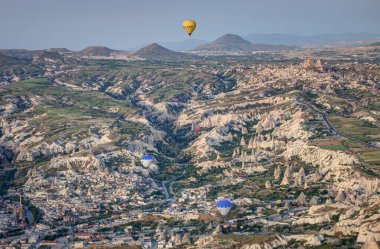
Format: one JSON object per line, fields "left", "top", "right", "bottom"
{"left": 0, "top": 45, "right": 380, "bottom": 249}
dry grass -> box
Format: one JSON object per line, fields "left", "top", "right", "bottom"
{"left": 197, "top": 213, "right": 223, "bottom": 222}
{"left": 313, "top": 138, "right": 344, "bottom": 146}
{"left": 89, "top": 246, "right": 141, "bottom": 249}
{"left": 217, "top": 234, "right": 276, "bottom": 246}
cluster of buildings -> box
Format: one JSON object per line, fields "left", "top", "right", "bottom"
{"left": 0, "top": 197, "right": 27, "bottom": 239}
{"left": 22, "top": 168, "right": 159, "bottom": 225}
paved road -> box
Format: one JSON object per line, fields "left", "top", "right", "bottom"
{"left": 147, "top": 168, "right": 186, "bottom": 205}
{"left": 296, "top": 95, "right": 380, "bottom": 150}
{"left": 161, "top": 180, "right": 170, "bottom": 200}
{"left": 162, "top": 169, "right": 186, "bottom": 203}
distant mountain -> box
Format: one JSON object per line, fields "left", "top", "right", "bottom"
{"left": 0, "top": 49, "right": 39, "bottom": 60}
{"left": 78, "top": 46, "right": 115, "bottom": 57}
{"left": 245, "top": 34, "right": 309, "bottom": 46}
{"left": 244, "top": 33, "right": 380, "bottom": 47}
{"left": 252, "top": 44, "right": 297, "bottom": 51}
{"left": 47, "top": 48, "right": 72, "bottom": 54}
{"left": 160, "top": 39, "right": 209, "bottom": 51}
{"left": 367, "top": 41, "right": 380, "bottom": 46}
{"left": 194, "top": 34, "right": 296, "bottom": 52}
{"left": 33, "top": 51, "right": 65, "bottom": 63}
{"left": 0, "top": 53, "right": 29, "bottom": 66}
{"left": 132, "top": 43, "right": 192, "bottom": 60}
{"left": 0, "top": 49, "right": 68, "bottom": 64}
{"left": 195, "top": 34, "right": 253, "bottom": 51}
{"left": 0, "top": 49, "right": 67, "bottom": 63}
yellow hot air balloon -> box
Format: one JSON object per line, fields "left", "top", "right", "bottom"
{"left": 182, "top": 20, "right": 196, "bottom": 36}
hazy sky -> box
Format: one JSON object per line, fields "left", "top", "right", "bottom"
{"left": 1, "top": 0, "right": 379, "bottom": 50}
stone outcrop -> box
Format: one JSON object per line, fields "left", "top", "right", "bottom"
{"left": 195, "top": 235, "right": 215, "bottom": 247}
{"left": 357, "top": 214, "right": 380, "bottom": 243}
{"left": 314, "top": 168, "right": 322, "bottom": 181}
{"left": 241, "top": 235, "right": 288, "bottom": 249}
{"left": 284, "top": 201, "right": 290, "bottom": 209}
{"left": 297, "top": 192, "right": 307, "bottom": 205}
{"left": 335, "top": 190, "right": 347, "bottom": 203}
{"left": 295, "top": 167, "right": 305, "bottom": 186}
{"left": 182, "top": 233, "right": 191, "bottom": 244}
{"left": 286, "top": 234, "right": 324, "bottom": 246}
{"left": 326, "top": 198, "right": 333, "bottom": 205}
{"left": 310, "top": 196, "right": 320, "bottom": 206}
{"left": 212, "top": 223, "right": 223, "bottom": 235}
{"left": 293, "top": 213, "right": 331, "bottom": 225}
{"left": 188, "top": 126, "right": 233, "bottom": 160}
{"left": 302, "top": 57, "right": 324, "bottom": 73}
{"left": 265, "top": 181, "right": 272, "bottom": 189}
{"left": 283, "top": 140, "right": 380, "bottom": 195}
{"left": 240, "top": 137, "right": 247, "bottom": 148}
{"left": 361, "top": 236, "right": 380, "bottom": 249}
{"left": 281, "top": 174, "right": 290, "bottom": 186}
{"left": 274, "top": 166, "right": 281, "bottom": 180}
{"left": 206, "top": 223, "right": 213, "bottom": 232}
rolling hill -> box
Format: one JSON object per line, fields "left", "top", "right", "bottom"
{"left": 47, "top": 48, "right": 72, "bottom": 54}
{"left": 244, "top": 33, "right": 380, "bottom": 47}
{"left": 0, "top": 49, "right": 40, "bottom": 60}
{"left": 132, "top": 43, "right": 193, "bottom": 60}
{"left": 194, "top": 34, "right": 296, "bottom": 52}
{"left": 195, "top": 34, "right": 253, "bottom": 51}
{"left": 368, "top": 41, "right": 380, "bottom": 46}
{"left": 0, "top": 53, "right": 28, "bottom": 65}
{"left": 78, "top": 46, "right": 115, "bottom": 57}
{"left": 33, "top": 51, "right": 65, "bottom": 63}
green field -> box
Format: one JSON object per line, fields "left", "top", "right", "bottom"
{"left": 149, "top": 81, "right": 189, "bottom": 103}
{"left": 330, "top": 117, "right": 380, "bottom": 143}
{"left": 360, "top": 151, "right": 380, "bottom": 165}
{"left": 319, "top": 144, "right": 349, "bottom": 151}
{"left": 0, "top": 77, "right": 143, "bottom": 148}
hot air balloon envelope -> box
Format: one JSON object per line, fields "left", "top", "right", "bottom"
{"left": 141, "top": 155, "right": 153, "bottom": 168}
{"left": 216, "top": 199, "right": 233, "bottom": 216}
{"left": 182, "top": 20, "right": 196, "bottom": 36}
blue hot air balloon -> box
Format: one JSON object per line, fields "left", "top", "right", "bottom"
{"left": 141, "top": 155, "right": 153, "bottom": 168}
{"left": 216, "top": 199, "right": 233, "bottom": 216}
